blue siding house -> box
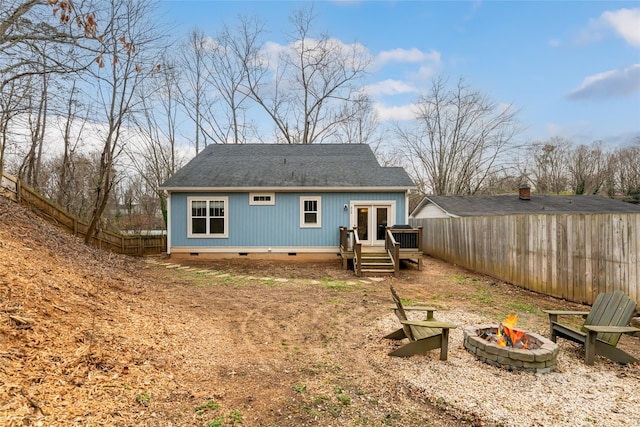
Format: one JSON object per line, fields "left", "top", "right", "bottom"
{"left": 161, "top": 144, "right": 415, "bottom": 260}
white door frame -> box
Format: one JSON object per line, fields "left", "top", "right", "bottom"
{"left": 350, "top": 200, "right": 396, "bottom": 246}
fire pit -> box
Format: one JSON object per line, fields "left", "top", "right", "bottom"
{"left": 463, "top": 315, "right": 558, "bottom": 373}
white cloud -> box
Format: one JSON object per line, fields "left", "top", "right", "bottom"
{"left": 411, "top": 64, "right": 439, "bottom": 81}
{"left": 542, "top": 121, "right": 640, "bottom": 148}
{"left": 573, "top": 7, "right": 640, "bottom": 46}
{"left": 262, "top": 41, "right": 288, "bottom": 66}
{"left": 566, "top": 64, "right": 640, "bottom": 100}
{"left": 364, "top": 79, "right": 416, "bottom": 96}
{"left": 261, "top": 38, "right": 370, "bottom": 71}
{"left": 602, "top": 8, "right": 640, "bottom": 46}
{"left": 374, "top": 102, "right": 417, "bottom": 121}
{"left": 376, "top": 48, "right": 441, "bottom": 66}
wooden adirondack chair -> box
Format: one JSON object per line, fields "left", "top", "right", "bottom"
{"left": 544, "top": 290, "right": 639, "bottom": 365}
{"left": 384, "top": 285, "right": 457, "bottom": 359}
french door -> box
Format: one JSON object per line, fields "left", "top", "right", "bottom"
{"left": 352, "top": 202, "right": 394, "bottom": 246}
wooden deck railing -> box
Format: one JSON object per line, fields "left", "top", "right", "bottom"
{"left": 385, "top": 228, "right": 400, "bottom": 277}
{"left": 1, "top": 172, "right": 165, "bottom": 256}
{"left": 339, "top": 226, "right": 362, "bottom": 274}
{"left": 339, "top": 226, "right": 352, "bottom": 253}
{"left": 390, "top": 226, "right": 423, "bottom": 252}
{"left": 340, "top": 225, "right": 423, "bottom": 275}
{"left": 353, "top": 228, "right": 362, "bottom": 276}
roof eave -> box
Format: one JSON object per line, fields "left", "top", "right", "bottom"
{"left": 160, "top": 186, "right": 416, "bottom": 193}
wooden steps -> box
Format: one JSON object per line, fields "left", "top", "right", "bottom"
{"left": 360, "top": 251, "right": 395, "bottom": 275}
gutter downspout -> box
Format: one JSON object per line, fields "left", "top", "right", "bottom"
{"left": 165, "top": 191, "right": 171, "bottom": 255}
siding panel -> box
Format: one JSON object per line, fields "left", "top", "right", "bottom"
{"left": 170, "top": 191, "right": 407, "bottom": 250}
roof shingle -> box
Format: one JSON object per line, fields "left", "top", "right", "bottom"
{"left": 424, "top": 195, "right": 640, "bottom": 216}
{"left": 161, "top": 144, "right": 415, "bottom": 189}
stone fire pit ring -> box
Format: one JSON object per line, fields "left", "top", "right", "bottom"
{"left": 463, "top": 325, "right": 559, "bottom": 374}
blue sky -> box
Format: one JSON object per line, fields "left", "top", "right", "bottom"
{"left": 158, "top": 0, "right": 640, "bottom": 147}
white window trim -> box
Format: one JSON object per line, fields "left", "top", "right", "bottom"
{"left": 249, "top": 192, "right": 275, "bottom": 206}
{"left": 187, "top": 196, "right": 229, "bottom": 238}
{"left": 300, "top": 196, "right": 322, "bottom": 228}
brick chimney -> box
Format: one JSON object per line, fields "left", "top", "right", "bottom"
{"left": 519, "top": 184, "right": 531, "bottom": 200}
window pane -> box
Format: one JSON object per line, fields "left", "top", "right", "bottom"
{"left": 304, "top": 200, "right": 317, "bottom": 212}
{"left": 192, "top": 201, "right": 207, "bottom": 217}
{"left": 376, "top": 208, "right": 388, "bottom": 240}
{"left": 210, "top": 218, "right": 224, "bottom": 234}
{"left": 210, "top": 201, "right": 224, "bottom": 217}
{"left": 304, "top": 212, "right": 317, "bottom": 224}
{"left": 192, "top": 218, "right": 206, "bottom": 234}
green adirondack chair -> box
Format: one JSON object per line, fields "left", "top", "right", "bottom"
{"left": 384, "top": 285, "right": 457, "bottom": 359}
{"left": 544, "top": 290, "right": 639, "bottom": 365}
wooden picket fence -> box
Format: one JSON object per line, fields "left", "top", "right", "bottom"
{"left": 411, "top": 214, "right": 640, "bottom": 306}
{"left": 1, "top": 172, "right": 165, "bottom": 256}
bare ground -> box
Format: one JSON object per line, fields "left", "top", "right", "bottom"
{"left": 1, "top": 197, "right": 638, "bottom": 426}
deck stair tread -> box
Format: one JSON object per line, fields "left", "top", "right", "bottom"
{"left": 360, "top": 251, "right": 395, "bottom": 274}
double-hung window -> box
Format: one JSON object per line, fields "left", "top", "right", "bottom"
{"left": 300, "top": 196, "right": 321, "bottom": 228}
{"left": 188, "top": 197, "right": 228, "bottom": 238}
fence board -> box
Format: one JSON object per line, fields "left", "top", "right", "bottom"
{"left": 412, "top": 212, "right": 640, "bottom": 306}
{"left": 584, "top": 215, "right": 593, "bottom": 302}
{"left": 630, "top": 214, "right": 639, "bottom": 303}
{"left": 2, "top": 172, "right": 165, "bottom": 256}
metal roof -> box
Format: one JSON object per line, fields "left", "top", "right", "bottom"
{"left": 161, "top": 144, "right": 415, "bottom": 190}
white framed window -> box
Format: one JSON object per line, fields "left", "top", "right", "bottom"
{"left": 249, "top": 192, "right": 275, "bottom": 206}
{"left": 188, "top": 197, "right": 228, "bottom": 238}
{"left": 300, "top": 196, "right": 321, "bottom": 228}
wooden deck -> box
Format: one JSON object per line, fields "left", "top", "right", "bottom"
{"left": 339, "top": 226, "right": 423, "bottom": 277}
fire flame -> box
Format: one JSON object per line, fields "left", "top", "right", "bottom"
{"left": 496, "top": 314, "right": 528, "bottom": 349}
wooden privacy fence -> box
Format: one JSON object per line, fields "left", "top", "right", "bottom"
{"left": 1, "top": 172, "right": 165, "bottom": 256}
{"left": 411, "top": 214, "right": 640, "bottom": 306}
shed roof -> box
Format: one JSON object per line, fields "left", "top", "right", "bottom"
{"left": 161, "top": 144, "right": 415, "bottom": 190}
{"left": 416, "top": 194, "right": 640, "bottom": 217}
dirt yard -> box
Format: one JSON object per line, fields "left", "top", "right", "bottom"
{"left": 1, "top": 197, "right": 639, "bottom": 426}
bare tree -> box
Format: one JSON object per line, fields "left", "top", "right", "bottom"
{"left": 199, "top": 17, "right": 263, "bottom": 144}
{"left": 130, "top": 56, "right": 183, "bottom": 226}
{"left": 1, "top": 0, "right": 98, "bottom": 90}
{"left": 332, "top": 93, "right": 382, "bottom": 146}
{"left": 566, "top": 141, "right": 611, "bottom": 195}
{"left": 18, "top": 54, "right": 49, "bottom": 188}
{"left": 82, "top": 0, "right": 166, "bottom": 243}
{"left": 613, "top": 138, "right": 640, "bottom": 203}
{"left": 51, "top": 79, "right": 94, "bottom": 212}
{"left": 0, "top": 78, "right": 30, "bottom": 177}
{"left": 1, "top": 1, "right": 100, "bottom": 179}
{"left": 530, "top": 137, "right": 571, "bottom": 194}
{"left": 395, "top": 76, "right": 521, "bottom": 195}
{"left": 177, "top": 29, "right": 213, "bottom": 153}
{"left": 244, "top": 6, "right": 372, "bottom": 144}
{"left": 43, "top": 151, "right": 99, "bottom": 219}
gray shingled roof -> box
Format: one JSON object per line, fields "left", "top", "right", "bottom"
{"left": 423, "top": 195, "right": 640, "bottom": 216}
{"left": 161, "top": 144, "right": 415, "bottom": 190}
